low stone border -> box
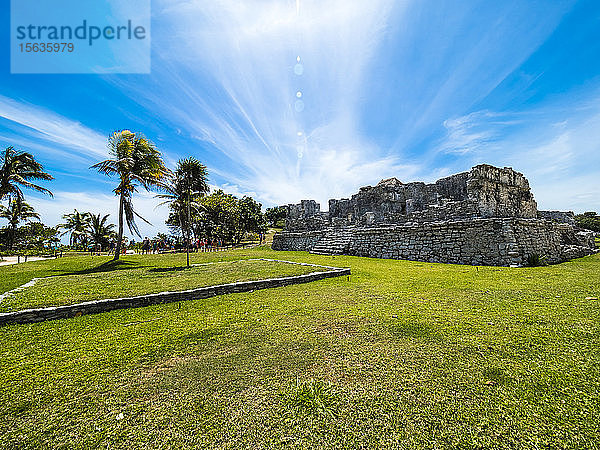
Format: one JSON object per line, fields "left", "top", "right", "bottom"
{"left": 0, "top": 259, "right": 350, "bottom": 326}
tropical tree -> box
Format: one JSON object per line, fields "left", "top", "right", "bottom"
{"left": 575, "top": 212, "right": 600, "bottom": 232}
{"left": 16, "top": 222, "right": 59, "bottom": 251}
{"left": 265, "top": 206, "right": 286, "bottom": 228}
{"left": 87, "top": 213, "right": 116, "bottom": 251}
{"left": 92, "top": 130, "right": 170, "bottom": 260}
{"left": 0, "top": 146, "right": 53, "bottom": 202}
{"left": 0, "top": 197, "right": 40, "bottom": 250}
{"left": 157, "top": 157, "right": 209, "bottom": 267}
{"left": 192, "top": 190, "right": 240, "bottom": 243}
{"left": 235, "top": 196, "right": 267, "bottom": 244}
{"left": 58, "top": 209, "right": 90, "bottom": 248}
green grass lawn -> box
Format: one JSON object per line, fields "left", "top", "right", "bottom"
{"left": 1, "top": 247, "right": 599, "bottom": 448}
{"left": 0, "top": 257, "right": 325, "bottom": 312}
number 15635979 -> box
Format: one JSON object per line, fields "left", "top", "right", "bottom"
{"left": 19, "top": 43, "right": 74, "bottom": 52}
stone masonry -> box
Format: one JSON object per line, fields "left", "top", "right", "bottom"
{"left": 272, "top": 165, "right": 597, "bottom": 266}
{"left": 0, "top": 259, "right": 350, "bottom": 326}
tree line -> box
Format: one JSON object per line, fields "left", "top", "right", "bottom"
{"left": 0, "top": 130, "right": 275, "bottom": 261}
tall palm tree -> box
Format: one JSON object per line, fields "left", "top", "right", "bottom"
{"left": 157, "top": 157, "right": 209, "bottom": 267}
{"left": 87, "top": 213, "right": 116, "bottom": 251}
{"left": 0, "top": 146, "right": 53, "bottom": 202}
{"left": 0, "top": 197, "right": 40, "bottom": 250}
{"left": 92, "top": 130, "right": 170, "bottom": 260}
{"left": 58, "top": 209, "right": 90, "bottom": 248}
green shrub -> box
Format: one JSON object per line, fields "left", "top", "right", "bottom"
{"left": 575, "top": 212, "right": 600, "bottom": 232}
{"left": 526, "top": 253, "right": 547, "bottom": 267}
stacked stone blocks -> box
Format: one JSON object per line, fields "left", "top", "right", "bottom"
{"left": 272, "top": 165, "right": 597, "bottom": 266}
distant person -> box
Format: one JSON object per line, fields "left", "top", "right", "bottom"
{"left": 142, "top": 237, "right": 150, "bottom": 254}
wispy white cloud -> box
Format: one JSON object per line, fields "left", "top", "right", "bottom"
{"left": 108, "top": 0, "right": 411, "bottom": 208}
{"left": 434, "top": 96, "right": 600, "bottom": 213}
{"left": 0, "top": 94, "right": 107, "bottom": 160}
{"left": 2, "top": 0, "right": 595, "bottom": 219}
{"left": 439, "top": 111, "right": 499, "bottom": 155}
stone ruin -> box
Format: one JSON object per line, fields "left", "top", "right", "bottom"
{"left": 272, "top": 164, "right": 597, "bottom": 266}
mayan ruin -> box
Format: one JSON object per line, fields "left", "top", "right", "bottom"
{"left": 272, "top": 164, "right": 597, "bottom": 266}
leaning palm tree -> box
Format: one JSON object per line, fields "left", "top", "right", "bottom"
{"left": 0, "top": 146, "right": 53, "bottom": 202}
{"left": 157, "top": 157, "right": 209, "bottom": 267}
{"left": 0, "top": 197, "right": 40, "bottom": 250}
{"left": 87, "top": 213, "right": 116, "bottom": 251}
{"left": 92, "top": 130, "right": 170, "bottom": 260}
{"left": 58, "top": 209, "right": 90, "bottom": 248}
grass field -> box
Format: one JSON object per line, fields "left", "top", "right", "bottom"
{"left": 1, "top": 247, "right": 599, "bottom": 448}
{"left": 0, "top": 257, "right": 325, "bottom": 312}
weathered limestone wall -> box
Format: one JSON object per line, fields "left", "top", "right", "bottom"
{"left": 345, "top": 219, "right": 562, "bottom": 266}
{"left": 271, "top": 230, "right": 324, "bottom": 251}
{"left": 467, "top": 165, "right": 537, "bottom": 218}
{"left": 0, "top": 260, "right": 350, "bottom": 326}
{"left": 274, "top": 164, "right": 594, "bottom": 266}
{"left": 537, "top": 210, "right": 576, "bottom": 225}
{"left": 272, "top": 219, "right": 597, "bottom": 266}
{"left": 286, "top": 164, "right": 539, "bottom": 231}
{"left": 285, "top": 200, "right": 329, "bottom": 231}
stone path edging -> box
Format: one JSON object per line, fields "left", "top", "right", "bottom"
{"left": 0, "top": 259, "right": 350, "bottom": 326}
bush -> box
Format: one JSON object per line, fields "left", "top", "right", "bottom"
{"left": 575, "top": 212, "right": 600, "bottom": 232}
{"left": 526, "top": 253, "right": 547, "bottom": 267}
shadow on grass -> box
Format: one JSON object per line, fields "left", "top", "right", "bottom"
{"left": 387, "top": 321, "right": 436, "bottom": 339}
{"left": 51, "top": 259, "right": 139, "bottom": 277}
{"left": 148, "top": 266, "right": 193, "bottom": 273}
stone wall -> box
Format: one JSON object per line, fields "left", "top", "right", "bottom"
{"left": 271, "top": 230, "right": 324, "bottom": 251}
{"left": 466, "top": 165, "right": 537, "bottom": 218}
{"left": 272, "top": 219, "right": 597, "bottom": 266}
{"left": 0, "top": 260, "right": 350, "bottom": 326}
{"left": 537, "top": 210, "right": 576, "bottom": 225}
{"left": 285, "top": 164, "right": 539, "bottom": 231}
{"left": 284, "top": 200, "right": 329, "bottom": 231}
{"left": 273, "top": 164, "right": 595, "bottom": 266}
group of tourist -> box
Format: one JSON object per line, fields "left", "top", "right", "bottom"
{"left": 140, "top": 237, "right": 170, "bottom": 254}
{"left": 87, "top": 232, "right": 266, "bottom": 256}
{"left": 139, "top": 236, "right": 229, "bottom": 254}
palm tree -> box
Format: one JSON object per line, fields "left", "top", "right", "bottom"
{"left": 92, "top": 130, "right": 170, "bottom": 260}
{"left": 58, "top": 209, "right": 90, "bottom": 248}
{"left": 0, "top": 146, "right": 53, "bottom": 202}
{"left": 87, "top": 213, "right": 116, "bottom": 251}
{"left": 0, "top": 197, "right": 40, "bottom": 250}
{"left": 157, "top": 157, "right": 209, "bottom": 267}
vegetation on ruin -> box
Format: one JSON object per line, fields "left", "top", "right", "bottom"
{"left": 1, "top": 247, "right": 599, "bottom": 448}
{"left": 576, "top": 211, "right": 600, "bottom": 232}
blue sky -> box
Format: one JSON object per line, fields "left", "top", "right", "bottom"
{"left": 1, "top": 0, "right": 600, "bottom": 239}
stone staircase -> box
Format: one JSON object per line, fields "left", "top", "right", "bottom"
{"left": 310, "top": 228, "right": 354, "bottom": 255}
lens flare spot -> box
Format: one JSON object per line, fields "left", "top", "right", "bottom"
{"left": 294, "top": 100, "right": 305, "bottom": 112}
{"left": 296, "top": 91, "right": 302, "bottom": 98}
{"left": 294, "top": 63, "right": 303, "bottom": 75}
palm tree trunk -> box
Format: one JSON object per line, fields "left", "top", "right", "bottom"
{"left": 114, "top": 192, "right": 124, "bottom": 261}
{"left": 186, "top": 191, "right": 191, "bottom": 268}
{"left": 7, "top": 225, "right": 15, "bottom": 251}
